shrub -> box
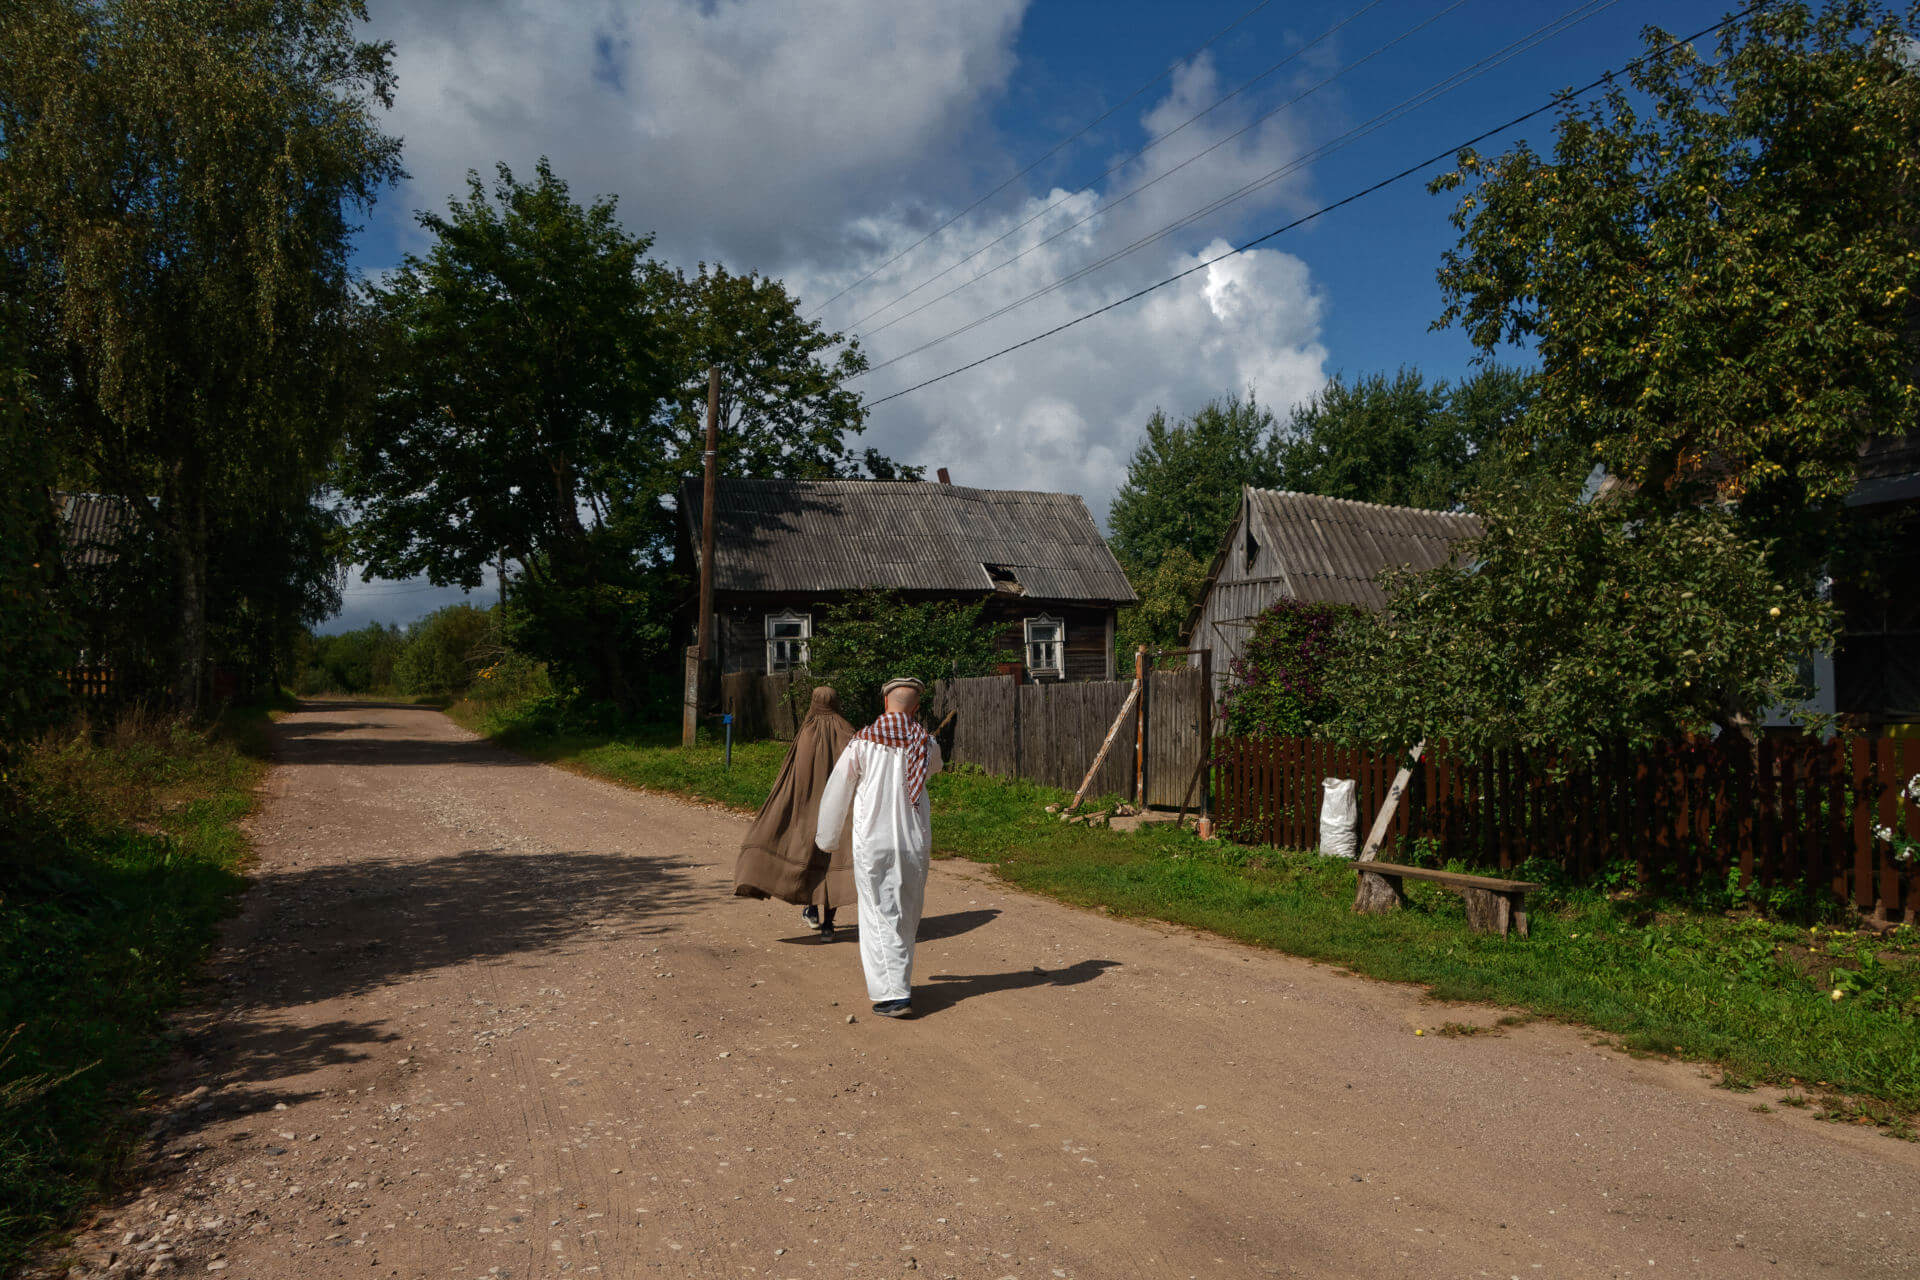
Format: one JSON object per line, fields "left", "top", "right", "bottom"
{"left": 1219, "top": 598, "right": 1358, "bottom": 739}
{"left": 394, "top": 603, "right": 493, "bottom": 697}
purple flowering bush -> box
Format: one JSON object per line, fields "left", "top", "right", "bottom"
{"left": 1218, "top": 598, "right": 1359, "bottom": 740}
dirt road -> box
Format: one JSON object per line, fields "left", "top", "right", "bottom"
{"left": 50, "top": 702, "right": 1920, "bottom": 1279}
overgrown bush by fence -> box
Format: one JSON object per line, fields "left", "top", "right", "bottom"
{"left": 1212, "top": 734, "right": 1920, "bottom": 919}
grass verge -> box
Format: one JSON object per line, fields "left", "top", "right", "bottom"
{"left": 450, "top": 699, "right": 1920, "bottom": 1122}
{"left": 0, "top": 709, "right": 267, "bottom": 1268}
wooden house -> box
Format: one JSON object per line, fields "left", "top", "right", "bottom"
{"left": 1181, "top": 487, "right": 1482, "bottom": 692}
{"left": 680, "top": 477, "right": 1136, "bottom": 682}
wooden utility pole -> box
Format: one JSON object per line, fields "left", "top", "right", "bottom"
{"left": 683, "top": 366, "right": 721, "bottom": 748}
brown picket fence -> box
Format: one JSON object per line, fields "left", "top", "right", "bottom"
{"left": 1212, "top": 734, "right": 1920, "bottom": 919}
{"left": 61, "top": 665, "right": 123, "bottom": 703}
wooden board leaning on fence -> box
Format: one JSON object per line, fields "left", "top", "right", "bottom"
{"left": 1064, "top": 678, "right": 1140, "bottom": 814}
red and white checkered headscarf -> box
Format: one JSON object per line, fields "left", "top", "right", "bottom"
{"left": 854, "top": 710, "right": 931, "bottom": 805}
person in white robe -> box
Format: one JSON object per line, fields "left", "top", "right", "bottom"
{"left": 814, "top": 677, "right": 943, "bottom": 1017}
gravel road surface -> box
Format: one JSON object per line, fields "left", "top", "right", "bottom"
{"left": 46, "top": 701, "right": 1920, "bottom": 1279}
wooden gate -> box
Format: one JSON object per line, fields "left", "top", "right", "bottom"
{"left": 1145, "top": 665, "right": 1209, "bottom": 809}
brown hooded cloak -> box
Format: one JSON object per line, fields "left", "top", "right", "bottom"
{"left": 733, "top": 686, "right": 856, "bottom": 907}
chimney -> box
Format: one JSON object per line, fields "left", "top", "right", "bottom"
{"left": 936, "top": 467, "right": 952, "bottom": 485}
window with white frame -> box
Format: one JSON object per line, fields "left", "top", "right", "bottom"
{"left": 765, "top": 611, "right": 811, "bottom": 672}
{"left": 1024, "top": 615, "right": 1064, "bottom": 679}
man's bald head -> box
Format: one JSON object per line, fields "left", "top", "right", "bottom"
{"left": 884, "top": 684, "right": 921, "bottom": 714}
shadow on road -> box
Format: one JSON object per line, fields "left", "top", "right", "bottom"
{"left": 271, "top": 721, "right": 541, "bottom": 768}
{"left": 912, "top": 959, "right": 1120, "bottom": 1014}
{"left": 771, "top": 907, "right": 1001, "bottom": 947}
{"left": 169, "top": 843, "right": 708, "bottom": 1134}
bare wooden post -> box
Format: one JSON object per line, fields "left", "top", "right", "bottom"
{"left": 684, "top": 365, "right": 721, "bottom": 748}
{"left": 1354, "top": 741, "right": 1426, "bottom": 914}
{"left": 1133, "top": 646, "right": 1148, "bottom": 808}
{"left": 1198, "top": 647, "right": 1215, "bottom": 838}
{"left": 1066, "top": 681, "right": 1140, "bottom": 812}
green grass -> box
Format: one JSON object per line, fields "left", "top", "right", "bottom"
{"left": 0, "top": 709, "right": 268, "bottom": 1268}
{"left": 453, "top": 698, "right": 1920, "bottom": 1122}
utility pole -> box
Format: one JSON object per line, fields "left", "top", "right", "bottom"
{"left": 683, "top": 366, "right": 721, "bottom": 748}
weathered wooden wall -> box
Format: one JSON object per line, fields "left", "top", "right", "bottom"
{"left": 727, "top": 670, "right": 1205, "bottom": 806}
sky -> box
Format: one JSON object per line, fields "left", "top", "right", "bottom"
{"left": 326, "top": 0, "right": 1738, "bottom": 632}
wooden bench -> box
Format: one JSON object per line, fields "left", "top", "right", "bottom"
{"left": 1353, "top": 861, "right": 1540, "bottom": 937}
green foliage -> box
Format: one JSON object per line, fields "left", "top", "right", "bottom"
{"left": 1327, "top": 476, "right": 1836, "bottom": 758}
{"left": 394, "top": 604, "right": 495, "bottom": 697}
{"left": 807, "top": 592, "right": 1012, "bottom": 724}
{"left": 1431, "top": 1, "right": 1920, "bottom": 582}
{"left": 294, "top": 623, "right": 404, "bottom": 696}
{"left": 1275, "top": 365, "right": 1557, "bottom": 509}
{"left": 1116, "top": 545, "right": 1208, "bottom": 654}
{"left": 1219, "top": 598, "right": 1360, "bottom": 739}
{"left": 0, "top": 0, "right": 401, "bottom": 707}
{"left": 644, "top": 262, "right": 905, "bottom": 506}
{"left": 346, "top": 160, "right": 669, "bottom": 709}
{"left": 0, "top": 313, "right": 73, "bottom": 786}
{"left": 1108, "top": 392, "right": 1283, "bottom": 570}
{"left": 348, "top": 159, "right": 663, "bottom": 589}
{"left": 346, "top": 163, "right": 896, "bottom": 710}
{"left": 0, "top": 711, "right": 262, "bottom": 1266}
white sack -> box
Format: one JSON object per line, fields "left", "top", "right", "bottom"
{"left": 1318, "top": 777, "right": 1359, "bottom": 859}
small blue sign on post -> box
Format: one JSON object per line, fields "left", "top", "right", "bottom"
{"left": 722, "top": 713, "right": 733, "bottom": 771}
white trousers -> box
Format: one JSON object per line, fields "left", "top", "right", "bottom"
{"left": 851, "top": 840, "right": 929, "bottom": 1002}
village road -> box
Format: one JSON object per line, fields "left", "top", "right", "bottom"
{"left": 50, "top": 701, "right": 1920, "bottom": 1280}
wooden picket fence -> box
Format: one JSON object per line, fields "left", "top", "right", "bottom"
{"left": 1213, "top": 734, "right": 1920, "bottom": 919}
{"left": 61, "top": 665, "right": 123, "bottom": 703}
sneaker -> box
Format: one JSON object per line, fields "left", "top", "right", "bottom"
{"left": 871, "top": 998, "right": 913, "bottom": 1018}
{"left": 819, "top": 921, "right": 837, "bottom": 943}
{"left": 801, "top": 905, "right": 822, "bottom": 931}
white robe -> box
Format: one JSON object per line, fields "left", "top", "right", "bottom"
{"left": 814, "top": 735, "right": 943, "bottom": 1003}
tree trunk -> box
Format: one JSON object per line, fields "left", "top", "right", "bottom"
{"left": 170, "top": 464, "right": 209, "bottom": 714}
{"left": 1353, "top": 868, "right": 1405, "bottom": 915}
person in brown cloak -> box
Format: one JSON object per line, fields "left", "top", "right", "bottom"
{"left": 733, "top": 685, "right": 856, "bottom": 940}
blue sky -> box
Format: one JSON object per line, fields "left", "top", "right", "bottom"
{"left": 329, "top": 0, "right": 1736, "bottom": 632}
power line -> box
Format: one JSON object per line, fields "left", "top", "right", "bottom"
{"left": 834, "top": 0, "right": 1392, "bottom": 332}
{"left": 862, "top": 7, "right": 1758, "bottom": 411}
{"left": 807, "top": 0, "right": 1284, "bottom": 317}
{"left": 857, "top": 0, "right": 1620, "bottom": 378}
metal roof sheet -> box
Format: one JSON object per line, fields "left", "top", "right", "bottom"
{"left": 1238, "top": 488, "right": 1482, "bottom": 611}
{"left": 682, "top": 478, "right": 1137, "bottom": 604}
{"left": 57, "top": 492, "right": 141, "bottom": 569}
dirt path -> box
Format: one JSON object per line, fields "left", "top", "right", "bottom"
{"left": 48, "top": 701, "right": 1920, "bottom": 1280}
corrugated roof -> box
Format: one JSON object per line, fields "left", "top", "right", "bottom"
{"left": 57, "top": 492, "right": 142, "bottom": 568}
{"left": 682, "top": 478, "right": 1137, "bottom": 604}
{"left": 1242, "top": 488, "right": 1481, "bottom": 610}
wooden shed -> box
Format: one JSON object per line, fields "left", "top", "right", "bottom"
{"left": 1181, "top": 487, "right": 1482, "bottom": 692}
{"left": 681, "top": 477, "right": 1137, "bottom": 683}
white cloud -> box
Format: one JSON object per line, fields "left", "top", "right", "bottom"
{"left": 366, "top": 0, "right": 1028, "bottom": 265}
{"left": 793, "top": 52, "right": 1330, "bottom": 520}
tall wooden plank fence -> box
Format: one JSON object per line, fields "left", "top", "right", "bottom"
{"left": 724, "top": 672, "right": 1204, "bottom": 803}
{"left": 1213, "top": 734, "right": 1920, "bottom": 919}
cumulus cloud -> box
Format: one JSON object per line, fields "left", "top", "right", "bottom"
{"left": 365, "top": 0, "right": 1028, "bottom": 265}
{"left": 793, "top": 52, "right": 1330, "bottom": 518}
